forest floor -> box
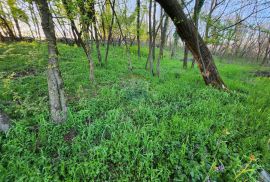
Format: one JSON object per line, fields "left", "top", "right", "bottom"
{"left": 0, "top": 42, "right": 269, "bottom": 181}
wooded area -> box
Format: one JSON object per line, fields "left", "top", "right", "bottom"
{"left": 0, "top": 0, "right": 270, "bottom": 181}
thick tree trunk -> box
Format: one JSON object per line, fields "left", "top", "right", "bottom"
{"left": 36, "top": 0, "right": 67, "bottom": 123}
{"left": 136, "top": 0, "right": 141, "bottom": 59}
{"left": 155, "top": 0, "right": 226, "bottom": 89}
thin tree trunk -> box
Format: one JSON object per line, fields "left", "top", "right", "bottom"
{"left": 30, "top": 2, "right": 41, "bottom": 40}
{"left": 91, "top": 4, "right": 102, "bottom": 66}
{"left": 78, "top": 0, "right": 96, "bottom": 82}
{"left": 109, "top": 0, "right": 132, "bottom": 71}
{"left": 204, "top": 0, "right": 215, "bottom": 42}
{"left": 157, "top": 12, "right": 169, "bottom": 77}
{"left": 104, "top": 0, "right": 115, "bottom": 65}
{"left": 100, "top": 2, "right": 107, "bottom": 44}
{"left": 0, "top": 16, "right": 16, "bottom": 40}
{"left": 36, "top": 0, "right": 67, "bottom": 123}
{"left": 261, "top": 36, "right": 270, "bottom": 66}
{"left": 171, "top": 30, "right": 179, "bottom": 58}
{"left": 191, "top": 0, "right": 202, "bottom": 69}
{"left": 146, "top": 0, "right": 154, "bottom": 75}
{"left": 256, "top": 28, "right": 262, "bottom": 61}
{"left": 183, "top": 43, "right": 188, "bottom": 69}
{"left": 14, "top": 18, "right": 22, "bottom": 39}
{"left": 152, "top": 1, "right": 156, "bottom": 61}
{"left": 155, "top": 0, "right": 226, "bottom": 89}
{"left": 136, "top": 0, "right": 141, "bottom": 59}
{"left": 62, "top": 0, "right": 84, "bottom": 47}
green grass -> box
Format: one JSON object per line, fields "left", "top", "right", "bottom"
{"left": 0, "top": 42, "right": 269, "bottom": 181}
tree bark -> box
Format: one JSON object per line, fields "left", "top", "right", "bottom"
{"left": 136, "top": 0, "right": 141, "bottom": 59}
{"left": 146, "top": 0, "right": 154, "bottom": 75}
{"left": 91, "top": 3, "right": 102, "bottom": 66}
{"left": 104, "top": 0, "right": 115, "bottom": 65}
{"left": 0, "top": 16, "right": 16, "bottom": 40}
{"left": 62, "top": 0, "right": 84, "bottom": 48}
{"left": 36, "top": 0, "right": 67, "bottom": 123}
{"left": 183, "top": 43, "right": 188, "bottom": 69}
{"left": 171, "top": 30, "right": 179, "bottom": 58}
{"left": 0, "top": 110, "right": 10, "bottom": 133}
{"left": 261, "top": 36, "right": 270, "bottom": 66}
{"left": 29, "top": 2, "right": 41, "bottom": 40}
{"left": 157, "top": 12, "right": 169, "bottom": 77}
{"left": 14, "top": 18, "right": 22, "bottom": 39}
{"left": 108, "top": 0, "right": 132, "bottom": 71}
{"left": 155, "top": 0, "right": 226, "bottom": 89}
{"left": 152, "top": 1, "right": 157, "bottom": 61}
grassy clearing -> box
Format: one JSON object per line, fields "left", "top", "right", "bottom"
{"left": 0, "top": 42, "right": 269, "bottom": 181}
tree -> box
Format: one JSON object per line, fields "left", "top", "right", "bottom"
{"left": 146, "top": 0, "right": 154, "bottom": 75}
{"left": 157, "top": 11, "right": 169, "bottom": 77}
{"left": 7, "top": 0, "right": 23, "bottom": 39}
{"left": 261, "top": 34, "right": 270, "bottom": 65}
{"left": 155, "top": 0, "right": 226, "bottom": 89}
{"left": 171, "top": 30, "right": 179, "bottom": 58}
{"left": 108, "top": 0, "right": 132, "bottom": 71}
{"left": 183, "top": 42, "right": 188, "bottom": 69}
{"left": 104, "top": 0, "right": 115, "bottom": 65}
{"left": 136, "top": 0, "right": 141, "bottom": 58}
{"left": 36, "top": 0, "right": 67, "bottom": 123}
{"left": 191, "top": 0, "right": 205, "bottom": 68}
{"left": 0, "top": 1, "right": 16, "bottom": 40}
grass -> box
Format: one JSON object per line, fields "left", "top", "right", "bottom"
{"left": 0, "top": 42, "right": 269, "bottom": 181}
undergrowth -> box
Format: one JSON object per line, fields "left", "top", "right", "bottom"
{"left": 0, "top": 42, "right": 269, "bottom": 181}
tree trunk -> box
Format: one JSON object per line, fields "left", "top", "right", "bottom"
{"left": 261, "top": 36, "right": 270, "bottom": 66}
{"left": 191, "top": 0, "right": 203, "bottom": 69}
{"left": 136, "top": 0, "right": 141, "bottom": 59}
{"left": 105, "top": 0, "right": 115, "bottom": 65}
{"left": 14, "top": 18, "right": 22, "bottom": 39}
{"left": 146, "top": 0, "right": 152, "bottom": 70}
{"left": 62, "top": 0, "right": 84, "bottom": 48}
{"left": 152, "top": 1, "right": 157, "bottom": 61}
{"left": 155, "top": 0, "right": 226, "bottom": 89}
{"left": 0, "top": 110, "right": 10, "bottom": 133}
{"left": 36, "top": 0, "right": 67, "bottom": 123}
{"left": 109, "top": 0, "right": 132, "bottom": 71}
{"left": 104, "top": 0, "right": 115, "bottom": 65}
{"left": 92, "top": 4, "right": 102, "bottom": 66}
{"left": 30, "top": 2, "right": 41, "bottom": 40}
{"left": 146, "top": 0, "right": 154, "bottom": 75}
{"left": 0, "top": 16, "right": 16, "bottom": 40}
{"left": 171, "top": 30, "right": 179, "bottom": 58}
{"left": 157, "top": 12, "right": 169, "bottom": 77}
{"left": 183, "top": 43, "right": 188, "bottom": 69}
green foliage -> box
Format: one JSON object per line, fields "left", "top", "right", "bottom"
{"left": 0, "top": 42, "right": 269, "bottom": 181}
{"left": 7, "top": 0, "right": 29, "bottom": 23}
